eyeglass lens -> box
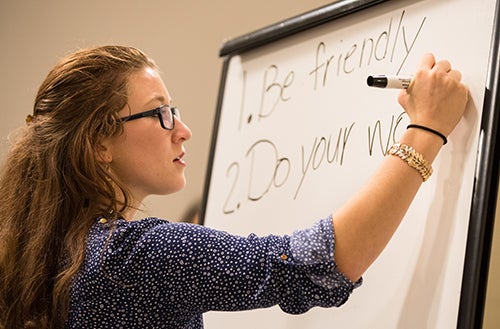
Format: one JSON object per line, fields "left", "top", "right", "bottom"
{"left": 161, "top": 106, "right": 180, "bottom": 129}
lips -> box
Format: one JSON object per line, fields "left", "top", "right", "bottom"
{"left": 174, "top": 152, "right": 186, "bottom": 166}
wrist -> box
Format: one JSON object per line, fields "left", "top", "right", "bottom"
{"left": 407, "top": 124, "right": 447, "bottom": 145}
{"left": 399, "top": 128, "right": 443, "bottom": 164}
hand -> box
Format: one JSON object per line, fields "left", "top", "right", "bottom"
{"left": 398, "top": 53, "right": 469, "bottom": 137}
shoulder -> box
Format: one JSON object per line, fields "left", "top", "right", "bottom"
{"left": 95, "top": 217, "right": 205, "bottom": 252}
{"left": 85, "top": 218, "right": 207, "bottom": 286}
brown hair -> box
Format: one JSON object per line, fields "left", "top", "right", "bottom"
{"left": 0, "top": 45, "right": 157, "bottom": 328}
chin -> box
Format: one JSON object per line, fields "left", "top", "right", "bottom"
{"left": 163, "top": 179, "right": 187, "bottom": 195}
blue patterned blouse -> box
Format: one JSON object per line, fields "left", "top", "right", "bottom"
{"left": 66, "top": 215, "right": 360, "bottom": 328}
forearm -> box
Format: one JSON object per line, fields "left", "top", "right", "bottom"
{"left": 332, "top": 128, "right": 443, "bottom": 282}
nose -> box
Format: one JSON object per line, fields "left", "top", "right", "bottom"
{"left": 173, "top": 117, "right": 192, "bottom": 142}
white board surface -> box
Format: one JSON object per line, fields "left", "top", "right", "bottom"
{"left": 202, "top": 0, "right": 498, "bottom": 328}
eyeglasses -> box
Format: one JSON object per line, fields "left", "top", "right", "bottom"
{"left": 119, "top": 105, "right": 181, "bottom": 130}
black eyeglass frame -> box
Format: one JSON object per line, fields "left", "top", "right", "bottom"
{"left": 119, "top": 104, "right": 180, "bottom": 130}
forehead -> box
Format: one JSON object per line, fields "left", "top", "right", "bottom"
{"left": 127, "top": 67, "right": 171, "bottom": 109}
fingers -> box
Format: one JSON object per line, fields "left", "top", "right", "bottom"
{"left": 448, "top": 69, "right": 462, "bottom": 82}
{"left": 433, "top": 60, "right": 452, "bottom": 73}
{"left": 418, "top": 53, "right": 458, "bottom": 77}
{"left": 418, "top": 53, "right": 436, "bottom": 70}
{"left": 434, "top": 60, "right": 463, "bottom": 84}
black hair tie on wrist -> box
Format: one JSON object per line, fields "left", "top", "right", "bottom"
{"left": 407, "top": 124, "right": 448, "bottom": 145}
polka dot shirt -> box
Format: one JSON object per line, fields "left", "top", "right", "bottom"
{"left": 66, "top": 215, "right": 361, "bottom": 328}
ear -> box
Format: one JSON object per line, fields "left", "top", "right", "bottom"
{"left": 95, "top": 138, "right": 113, "bottom": 164}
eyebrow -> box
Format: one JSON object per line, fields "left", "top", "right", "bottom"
{"left": 144, "top": 95, "right": 171, "bottom": 108}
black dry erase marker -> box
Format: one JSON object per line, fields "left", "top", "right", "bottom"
{"left": 367, "top": 75, "right": 412, "bottom": 89}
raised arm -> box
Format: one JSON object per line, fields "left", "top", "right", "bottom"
{"left": 332, "top": 53, "right": 469, "bottom": 282}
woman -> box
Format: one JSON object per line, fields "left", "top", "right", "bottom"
{"left": 0, "top": 45, "right": 468, "bottom": 328}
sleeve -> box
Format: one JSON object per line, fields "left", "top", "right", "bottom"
{"left": 290, "top": 215, "right": 363, "bottom": 292}
{"left": 101, "top": 216, "right": 361, "bottom": 315}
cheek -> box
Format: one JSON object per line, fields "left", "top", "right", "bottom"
{"left": 122, "top": 126, "right": 163, "bottom": 157}
{"left": 110, "top": 131, "right": 160, "bottom": 175}
{"left": 109, "top": 126, "right": 184, "bottom": 196}
{"left": 128, "top": 136, "right": 168, "bottom": 171}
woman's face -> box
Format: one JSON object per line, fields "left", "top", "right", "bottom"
{"left": 103, "top": 67, "right": 192, "bottom": 204}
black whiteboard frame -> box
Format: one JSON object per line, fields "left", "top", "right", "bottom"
{"left": 201, "top": 1, "right": 500, "bottom": 328}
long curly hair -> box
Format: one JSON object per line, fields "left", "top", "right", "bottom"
{"left": 0, "top": 45, "right": 157, "bottom": 328}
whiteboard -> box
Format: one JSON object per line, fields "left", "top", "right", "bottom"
{"left": 201, "top": 0, "right": 500, "bottom": 328}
